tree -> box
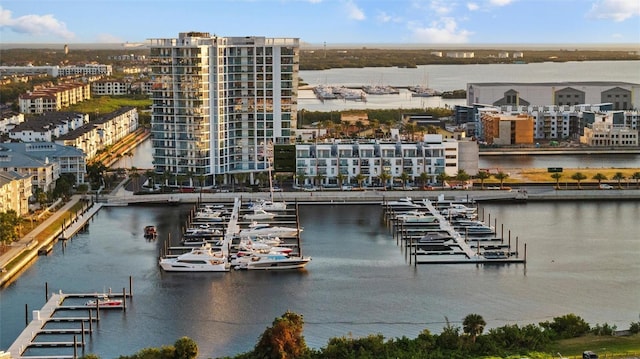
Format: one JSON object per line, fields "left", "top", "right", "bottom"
{"left": 455, "top": 169, "right": 471, "bottom": 187}
{"left": 571, "top": 172, "right": 587, "bottom": 189}
{"left": 354, "top": 173, "right": 366, "bottom": 189}
{"left": 399, "top": 172, "right": 411, "bottom": 190}
{"left": 632, "top": 172, "right": 640, "bottom": 189}
{"left": 493, "top": 171, "right": 509, "bottom": 189}
{"left": 295, "top": 170, "right": 307, "bottom": 187}
{"left": 253, "top": 311, "right": 308, "bottom": 359}
{"left": 314, "top": 172, "right": 326, "bottom": 189}
{"left": 551, "top": 172, "right": 563, "bottom": 189}
{"left": 0, "top": 210, "right": 20, "bottom": 247}
{"left": 174, "top": 336, "right": 198, "bottom": 359}
{"left": 418, "top": 172, "right": 430, "bottom": 189}
{"left": 336, "top": 172, "right": 347, "bottom": 188}
{"left": 436, "top": 172, "right": 450, "bottom": 188}
{"left": 612, "top": 172, "right": 626, "bottom": 189}
{"left": 463, "top": 313, "right": 486, "bottom": 343}
{"left": 378, "top": 172, "right": 392, "bottom": 190}
{"left": 592, "top": 173, "right": 607, "bottom": 185}
{"left": 539, "top": 313, "right": 590, "bottom": 339}
{"left": 475, "top": 171, "right": 490, "bottom": 190}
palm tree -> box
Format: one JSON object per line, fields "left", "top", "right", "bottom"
{"left": 493, "top": 171, "right": 509, "bottom": 189}
{"left": 612, "top": 172, "right": 626, "bottom": 189}
{"left": 296, "top": 170, "right": 307, "bottom": 187}
{"left": 571, "top": 172, "right": 587, "bottom": 189}
{"left": 399, "top": 172, "right": 411, "bottom": 190}
{"left": 462, "top": 314, "right": 486, "bottom": 343}
{"left": 418, "top": 172, "right": 430, "bottom": 189}
{"left": 632, "top": 172, "right": 640, "bottom": 189}
{"left": 378, "top": 172, "right": 392, "bottom": 190}
{"left": 255, "top": 171, "right": 269, "bottom": 189}
{"left": 354, "top": 173, "right": 366, "bottom": 189}
{"left": 436, "top": 172, "right": 450, "bottom": 188}
{"left": 403, "top": 122, "right": 417, "bottom": 141}
{"left": 455, "top": 169, "right": 470, "bottom": 188}
{"left": 551, "top": 172, "right": 563, "bottom": 190}
{"left": 475, "top": 171, "right": 490, "bottom": 190}
{"left": 336, "top": 173, "right": 347, "bottom": 188}
{"left": 592, "top": 173, "right": 607, "bottom": 186}
{"left": 314, "top": 173, "right": 326, "bottom": 189}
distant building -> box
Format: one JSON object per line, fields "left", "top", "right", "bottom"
{"left": 430, "top": 51, "right": 443, "bottom": 57}
{"left": 9, "top": 112, "right": 88, "bottom": 142}
{"left": 1, "top": 142, "right": 87, "bottom": 187}
{"left": 467, "top": 81, "right": 640, "bottom": 110}
{"left": 581, "top": 113, "right": 639, "bottom": 147}
{"left": 19, "top": 83, "right": 91, "bottom": 114}
{"left": 0, "top": 170, "right": 32, "bottom": 216}
{"left": 498, "top": 52, "right": 509, "bottom": 58}
{"left": 513, "top": 52, "right": 524, "bottom": 59}
{"left": 481, "top": 113, "right": 534, "bottom": 145}
{"left": 446, "top": 52, "right": 474, "bottom": 58}
{"left": 0, "top": 64, "right": 112, "bottom": 78}
{"left": 0, "top": 110, "right": 25, "bottom": 135}
{"left": 91, "top": 79, "right": 131, "bottom": 96}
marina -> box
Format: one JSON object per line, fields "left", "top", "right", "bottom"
{"left": 383, "top": 196, "right": 526, "bottom": 265}
{"left": 7, "top": 281, "right": 133, "bottom": 359}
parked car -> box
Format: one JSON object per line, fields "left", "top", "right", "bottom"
{"left": 303, "top": 185, "right": 317, "bottom": 192}
{"left": 582, "top": 351, "right": 598, "bottom": 359}
{"left": 341, "top": 185, "right": 353, "bottom": 191}
{"left": 599, "top": 183, "right": 614, "bottom": 190}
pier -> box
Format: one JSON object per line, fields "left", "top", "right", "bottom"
{"left": 384, "top": 197, "right": 526, "bottom": 265}
{"left": 7, "top": 280, "right": 133, "bottom": 359}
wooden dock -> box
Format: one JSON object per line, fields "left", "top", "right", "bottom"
{"left": 7, "top": 288, "right": 131, "bottom": 359}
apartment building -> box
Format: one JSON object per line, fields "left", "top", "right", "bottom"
{"left": 481, "top": 113, "right": 534, "bottom": 145}
{"left": 1, "top": 142, "right": 86, "bottom": 187}
{"left": 581, "top": 113, "right": 639, "bottom": 147}
{"left": 0, "top": 110, "right": 24, "bottom": 135}
{"left": 19, "top": 83, "right": 91, "bottom": 114}
{"left": 148, "top": 32, "right": 299, "bottom": 186}
{"left": 294, "top": 135, "right": 463, "bottom": 188}
{"left": 8, "top": 112, "right": 88, "bottom": 142}
{"left": 91, "top": 79, "right": 131, "bottom": 96}
{"left": 0, "top": 171, "right": 32, "bottom": 216}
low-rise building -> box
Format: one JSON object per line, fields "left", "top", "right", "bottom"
{"left": 294, "top": 135, "right": 470, "bottom": 188}
{"left": 19, "top": 83, "right": 91, "bottom": 114}
{"left": 581, "top": 113, "right": 639, "bottom": 147}
{"left": 91, "top": 79, "right": 131, "bottom": 96}
{"left": 481, "top": 113, "right": 534, "bottom": 145}
{"left": 8, "top": 112, "right": 88, "bottom": 142}
{"left": 0, "top": 170, "right": 32, "bottom": 216}
{"left": 0, "top": 110, "right": 25, "bottom": 135}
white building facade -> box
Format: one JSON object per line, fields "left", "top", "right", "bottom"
{"left": 294, "top": 136, "right": 460, "bottom": 188}
{"left": 148, "top": 32, "right": 299, "bottom": 186}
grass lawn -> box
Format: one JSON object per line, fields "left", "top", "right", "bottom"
{"left": 67, "top": 95, "right": 151, "bottom": 115}
{"left": 482, "top": 168, "right": 640, "bottom": 186}
{"left": 547, "top": 334, "right": 640, "bottom": 358}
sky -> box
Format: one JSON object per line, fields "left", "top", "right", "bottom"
{"left": 0, "top": 0, "right": 639, "bottom": 46}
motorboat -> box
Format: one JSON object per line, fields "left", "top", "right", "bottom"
{"left": 243, "top": 209, "right": 276, "bottom": 221}
{"left": 386, "top": 197, "right": 423, "bottom": 208}
{"left": 395, "top": 210, "right": 438, "bottom": 223}
{"left": 193, "top": 208, "right": 225, "bottom": 222}
{"left": 249, "top": 198, "right": 287, "bottom": 211}
{"left": 184, "top": 224, "right": 224, "bottom": 239}
{"left": 440, "top": 203, "right": 477, "bottom": 217}
{"left": 159, "top": 244, "right": 230, "bottom": 272}
{"left": 239, "top": 222, "right": 302, "bottom": 238}
{"left": 85, "top": 294, "right": 123, "bottom": 307}
{"left": 483, "top": 250, "right": 508, "bottom": 259}
{"left": 454, "top": 220, "right": 495, "bottom": 235}
{"left": 418, "top": 232, "right": 452, "bottom": 243}
{"left": 143, "top": 225, "right": 157, "bottom": 239}
{"left": 232, "top": 253, "right": 311, "bottom": 270}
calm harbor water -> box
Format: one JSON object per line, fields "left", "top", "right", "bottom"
{"left": 298, "top": 60, "right": 640, "bottom": 112}
{"left": 1, "top": 202, "right": 639, "bottom": 358}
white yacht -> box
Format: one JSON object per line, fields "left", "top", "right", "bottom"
{"left": 159, "top": 244, "right": 230, "bottom": 272}
{"left": 395, "top": 210, "right": 438, "bottom": 223}
{"left": 386, "top": 197, "right": 423, "bottom": 208}
{"left": 193, "top": 208, "right": 225, "bottom": 222}
{"left": 239, "top": 222, "right": 302, "bottom": 238}
{"left": 243, "top": 209, "right": 276, "bottom": 221}
{"left": 232, "top": 253, "right": 311, "bottom": 270}
{"left": 249, "top": 198, "right": 287, "bottom": 211}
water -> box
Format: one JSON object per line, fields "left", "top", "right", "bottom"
{"left": 1, "top": 202, "right": 639, "bottom": 358}
{"left": 298, "top": 61, "right": 640, "bottom": 112}
{"left": 479, "top": 153, "right": 640, "bottom": 170}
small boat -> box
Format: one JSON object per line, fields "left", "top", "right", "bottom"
{"left": 38, "top": 243, "right": 54, "bottom": 255}
{"left": 239, "top": 222, "right": 302, "bottom": 238}
{"left": 386, "top": 197, "right": 423, "bottom": 208}
{"left": 144, "top": 225, "right": 157, "bottom": 239}
{"left": 193, "top": 208, "right": 225, "bottom": 222}
{"left": 395, "top": 210, "right": 438, "bottom": 223}
{"left": 85, "top": 294, "right": 123, "bottom": 307}
{"left": 249, "top": 199, "right": 287, "bottom": 211}
{"left": 159, "top": 244, "right": 229, "bottom": 272}
{"left": 233, "top": 253, "right": 311, "bottom": 270}
{"left": 243, "top": 209, "right": 276, "bottom": 220}
{"left": 483, "top": 250, "right": 508, "bottom": 259}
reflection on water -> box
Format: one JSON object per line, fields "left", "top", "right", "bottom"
{"left": 1, "top": 202, "right": 638, "bottom": 358}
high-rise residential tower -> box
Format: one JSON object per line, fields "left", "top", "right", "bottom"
{"left": 148, "top": 32, "right": 299, "bottom": 187}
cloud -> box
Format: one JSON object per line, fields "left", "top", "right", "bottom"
{"left": 467, "top": 2, "right": 480, "bottom": 11}
{"left": 429, "top": 0, "right": 454, "bottom": 15}
{"left": 0, "top": 6, "right": 74, "bottom": 40}
{"left": 587, "top": 0, "right": 640, "bottom": 22}
{"left": 96, "top": 33, "right": 123, "bottom": 43}
{"left": 489, "top": 0, "right": 513, "bottom": 6}
{"left": 344, "top": 0, "right": 365, "bottom": 20}
{"left": 411, "top": 17, "right": 472, "bottom": 43}
{"left": 308, "top": 0, "right": 322, "bottom": 3}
